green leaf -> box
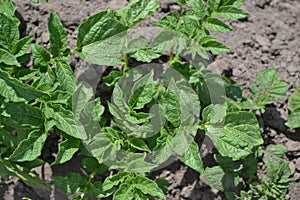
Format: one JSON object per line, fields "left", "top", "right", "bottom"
{"left": 203, "top": 17, "right": 232, "bottom": 32}
{"left": 118, "top": 0, "right": 159, "bottom": 27}
{"left": 126, "top": 38, "right": 149, "bottom": 53}
{"left": 79, "top": 31, "right": 126, "bottom": 66}
{"left": 82, "top": 157, "right": 108, "bottom": 175}
{"left": 72, "top": 83, "right": 94, "bottom": 120}
{"left": 32, "top": 68, "right": 59, "bottom": 92}
{"left": 265, "top": 144, "right": 288, "bottom": 158}
{"left": 128, "top": 137, "right": 151, "bottom": 152}
{"left": 188, "top": 0, "right": 207, "bottom": 19}
{"left": 126, "top": 38, "right": 161, "bottom": 62}
{"left": 129, "top": 70, "right": 155, "bottom": 109}
{"left": 44, "top": 104, "right": 87, "bottom": 139}
{"left": 103, "top": 70, "right": 123, "bottom": 87}
{"left": 3, "top": 102, "right": 44, "bottom": 127}
{"left": 53, "top": 173, "right": 86, "bottom": 194}
{"left": 263, "top": 154, "right": 291, "bottom": 183}
{"left": 286, "top": 84, "right": 300, "bottom": 128}
{"left": 0, "top": 126, "right": 18, "bottom": 147}
{"left": 119, "top": 152, "right": 156, "bottom": 174}
{"left": 112, "top": 83, "right": 129, "bottom": 113}
{"left": 151, "top": 129, "right": 175, "bottom": 164}
{"left": 181, "top": 141, "right": 204, "bottom": 173}
{"left": 182, "top": 15, "right": 198, "bottom": 36}
{"left": 0, "top": 49, "right": 20, "bottom": 66}
{"left": 223, "top": 0, "right": 245, "bottom": 7}
{"left": 205, "top": 111, "right": 263, "bottom": 160}
{"left": 288, "top": 84, "right": 300, "bottom": 112}
{"left": 32, "top": 44, "right": 51, "bottom": 68}
{"left": 213, "top": 5, "right": 248, "bottom": 20}
{"left": 240, "top": 153, "right": 258, "bottom": 178}
{"left": 77, "top": 9, "right": 128, "bottom": 48}
{"left": 102, "top": 171, "right": 131, "bottom": 191}
{"left": 85, "top": 131, "right": 120, "bottom": 163}
{"left": 0, "top": 13, "right": 19, "bottom": 50}
{"left": 12, "top": 35, "right": 34, "bottom": 57}
{"left": 150, "top": 30, "right": 187, "bottom": 55}
{"left": 286, "top": 109, "right": 300, "bottom": 128}
{"left": 246, "top": 68, "right": 289, "bottom": 112}
{"left": 155, "top": 178, "right": 169, "bottom": 194}
{"left": 55, "top": 60, "right": 76, "bottom": 93}
{"left": 161, "top": 79, "right": 181, "bottom": 127}
{"left": 87, "top": 181, "right": 114, "bottom": 198}
{"left": 154, "top": 12, "right": 179, "bottom": 30}
{"left": 9, "top": 129, "right": 47, "bottom": 162}
{"left": 48, "top": 12, "right": 68, "bottom": 57}
{"left": 40, "top": 90, "right": 71, "bottom": 105}
{"left": 133, "top": 175, "right": 166, "bottom": 199}
{"left": 0, "top": 159, "right": 50, "bottom": 189}
{"left": 130, "top": 49, "right": 161, "bottom": 63}
{"left": 0, "top": 0, "right": 17, "bottom": 18}
{"left": 172, "top": 126, "right": 198, "bottom": 156}
{"left": 176, "top": 82, "right": 201, "bottom": 125}
{"left": 205, "top": 166, "right": 239, "bottom": 192}
{"left": 113, "top": 183, "right": 136, "bottom": 200}
{"left": 0, "top": 69, "right": 45, "bottom": 102}
{"left": 18, "top": 158, "right": 45, "bottom": 169}
{"left": 201, "top": 38, "right": 230, "bottom": 54}
{"left": 257, "top": 68, "right": 289, "bottom": 99}
{"left": 51, "top": 137, "right": 80, "bottom": 165}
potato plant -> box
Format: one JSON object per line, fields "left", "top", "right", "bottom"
{"left": 0, "top": 0, "right": 295, "bottom": 199}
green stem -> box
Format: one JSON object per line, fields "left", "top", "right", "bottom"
{"left": 123, "top": 53, "right": 129, "bottom": 74}
{"left": 80, "top": 170, "right": 97, "bottom": 200}
{"left": 169, "top": 51, "right": 174, "bottom": 63}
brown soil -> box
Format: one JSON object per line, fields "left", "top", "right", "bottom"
{"left": 1, "top": 0, "right": 299, "bottom": 199}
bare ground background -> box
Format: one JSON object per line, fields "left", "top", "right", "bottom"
{"left": 0, "top": 0, "right": 299, "bottom": 199}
